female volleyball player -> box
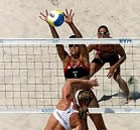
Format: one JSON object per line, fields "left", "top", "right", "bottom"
{"left": 44, "top": 78, "right": 98, "bottom": 130}
{"left": 40, "top": 9, "right": 107, "bottom": 130}
{"left": 88, "top": 25, "right": 130, "bottom": 102}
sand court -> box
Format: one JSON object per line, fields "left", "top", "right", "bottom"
{"left": 0, "top": 0, "right": 140, "bottom": 129}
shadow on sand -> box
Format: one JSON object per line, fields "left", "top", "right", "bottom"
{"left": 98, "top": 76, "right": 140, "bottom": 102}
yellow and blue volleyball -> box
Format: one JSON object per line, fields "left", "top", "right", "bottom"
{"left": 48, "top": 10, "right": 64, "bottom": 27}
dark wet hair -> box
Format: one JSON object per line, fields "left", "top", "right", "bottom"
{"left": 69, "top": 35, "right": 77, "bottom": 48}
{"left": 98, "top": 25, "right": 109, "bottom": 33}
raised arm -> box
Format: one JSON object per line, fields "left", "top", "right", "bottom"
{"left": 56, "top": 45, "right": 68, "bottom": 61}
{"left": 64, "top": 9, "right": 82, "bottom": 38}
{"left": 79, "top": 44, "right": 89, "bottom": 64}
{"left": 68, "top": 78, "right": 98, "bottom": 87}
{"left": 113, "top": 44, "right": 126, "bottom": 68}
{"left": 39, "top": 10, "right": 59, "bottom": 38}
{"left": 49, "top": 26, "right": 59, "bottom": 38}
{"left": 87, "top": 44, "right": 97, "bottom": 53}
{"left": 107, "top": 44, "right": 126, "bottom": 78}
{"left": 64, "top": 9, "right": 89, "bottom": 62}
{"left": 39, "top": 10, "right": 68, "bottom": 61}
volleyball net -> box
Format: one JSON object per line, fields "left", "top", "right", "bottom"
{"left": 0, "top": 38, "right": 140, "bottom": 113}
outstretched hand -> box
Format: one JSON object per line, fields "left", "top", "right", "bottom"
{"left": 106, "top": 66, "right": 117, "bottom": 78}
{"left": 39, "top": 10, "right": 49, "bottom": 23}
{"left": 64, "top": 9, "right": 74, "bottom": 24}
{"left": 89, "top": 79, "right": 99, "bottom": 88}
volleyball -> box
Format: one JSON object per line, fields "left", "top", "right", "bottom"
{"left": 48, "top": 10, "right": 64, "bottom": 27}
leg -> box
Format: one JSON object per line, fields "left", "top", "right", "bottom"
{"left": 75, "top": 121, "right": 88, "bottom": 130}
{"left": 90, "top": 62, "right": 104, "bottom": 77}
{"left": 44, "top": 114, "right": 58, "bottom": 130}
{"left": 89, "top": 114, "right": 107, "bottom": 130}
{"left": 109, "top": 54, "right": 130, "bottom": 102}
{"left": 90, "top": 58, "right": 106, "bottom": 129}
{"left": 113, "top": 68, "right": 130, "bottom": 101}
{"left": 70, "top": 113, "right": 89, "bottom": 130}
{"left": 88, "top": 92, "right": 107, "bottom": 130}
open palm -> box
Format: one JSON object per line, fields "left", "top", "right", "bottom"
{"left": 39, "top": 10, "right": 49, "bottom": 23}
{"left": 64, "top": 9, "right": 74, "bottom": 24}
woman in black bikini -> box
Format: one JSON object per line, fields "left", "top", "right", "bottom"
{"left": 88, "top": 25, "right": 130, "bottom": 102}
{"left": 40, "top": 9, "right": 107, "bottom": 130}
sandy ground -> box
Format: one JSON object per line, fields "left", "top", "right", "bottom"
{"left": 0, "top": 0, "right": 140, "bottom": 38}
{"left": 0, "top": 114, "right": 140, "bottom": 130}
{"left": 0, "top": 0, "right": 140, "bottom": 130}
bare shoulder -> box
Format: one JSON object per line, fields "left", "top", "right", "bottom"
{"left": 88, "top": 44, "right": 98, "bottom": 52}
{"left": 88, "top": 44, "right": 98, "bottom": 48}
{"left": 112, "top": 44, "right": 126, "bottom": 56}
{"left": 63, "top": 55, "right": 71, "bottom": 67}
{"left": 56, "top": 45, "right": 69, "bottom": 61}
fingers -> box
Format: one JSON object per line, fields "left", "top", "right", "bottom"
{"left": 65, "top": 9, "right": 68, "bottom": 15}
{"left": 107, "top": 72, "right": 113, "bottom": 78}
{"left": 63, "top": 12, "right": 66, "bottom": 17}
{"left": 69, "top": 9, "right": 72, "bottom": 15}
{"left": 105, "top": 67, "right": 114, "bottom": 78}
{"left": 39, "top": 16, "right": 44, "bottom": 21}
{"left": 40, "top": 9, "right": 49, "bottom": 18}
{"left": 95, "top": 81, "right": 99, "bottom": 86}
{"left": 91, "top": 79, "right": 99, "bottom": 87}
{"left": 65, "top": 9, "right": 73, "bottom": 16}
{"left": 40, "top": 12, "right": 45, "bottom": 17}
{"left": 39, "top": 13, "right": 46, "bottom": 21}
{"left": 39, "top": 10, "right": 48, "bottom": 22}
{"left": 45, "top": 10, "right": 48, "bottom": 16}
{"left": 105, "top": 67, "right": 110, "bottom": 70}
{"left": 72, "top": 12, "right": 75, "bottom": 17}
